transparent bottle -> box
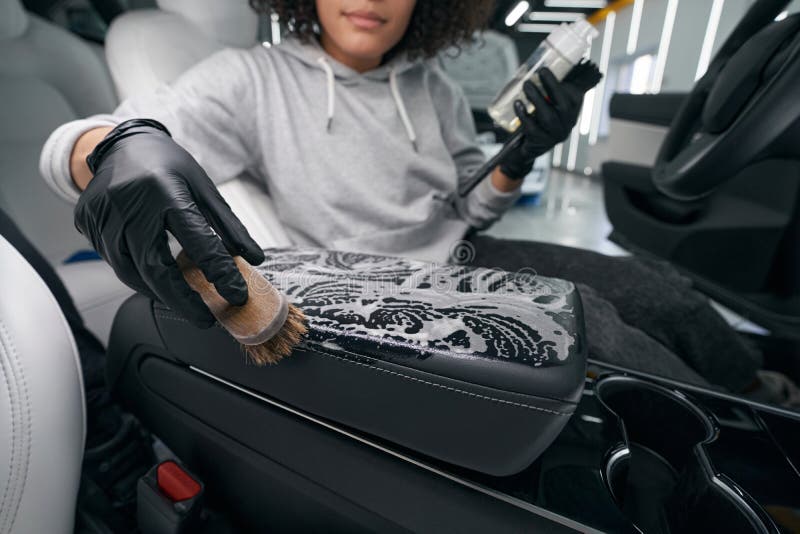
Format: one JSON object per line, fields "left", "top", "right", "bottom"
{"left": 488, "top": 19, "right": 598, "bottom": 132}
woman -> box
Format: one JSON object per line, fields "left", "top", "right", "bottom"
{"left": 41, "top": 0, "right": 765, "bottom": 394}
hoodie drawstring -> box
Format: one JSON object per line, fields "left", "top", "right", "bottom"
{"left": 390, "top": 67, "right": 418, "bottom": 152}
{"left": 317, "top": 56, "right": 418, "bottom": 152}
{"left": 317, "top": 56, "right": 335, "bottom": 132}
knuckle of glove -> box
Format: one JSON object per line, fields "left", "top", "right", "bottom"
{"left": 552, "top": 120, "right": 571, "bottom": 143}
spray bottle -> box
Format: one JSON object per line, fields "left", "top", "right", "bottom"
{"left": 459, "top": 19, "right": 598, "bottom": 196}
{"left": 489, "top": 19, "right": 598, "bottom": 132}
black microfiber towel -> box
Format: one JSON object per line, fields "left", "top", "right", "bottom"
{"left": 467, "top": 235, "right": 762, "bottom": 392}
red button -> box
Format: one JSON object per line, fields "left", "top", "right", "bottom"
{"left": 157, "top": 461, "right": 201, "bottom": 502}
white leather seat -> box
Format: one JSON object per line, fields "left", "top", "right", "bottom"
{"left": 0, "top": 0, "right": 133, "bottom": 344}
{"left": 438, "top": 30, "right": 519, "bottom": 111}
{"left": 105, "top": 0, "right": 259, "bottom": 101}
{"left": 105, "top": 0, "right": 292, "bottom": 248}
{"left": 0, "top": 0, "right": 115, "bottom": 264}
{"left": 0, "top": 234, "right": 85, "bottom": 534}
{"left": 56, "top": 260, "right": 137, "bottom": 346}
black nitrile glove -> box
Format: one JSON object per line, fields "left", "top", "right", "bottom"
{"left": 500, "top": 61, "right": 603, "bottom": 179}
{"left": 75, "top": 118, "right": 265, "bottom": 327}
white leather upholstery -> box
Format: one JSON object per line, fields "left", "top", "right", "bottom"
{"left": 0, "top": 0, "right": 134, "bottom": 344}
{"left": 105, "top": 0, "right": 259, "bottom": 101}
{"left": 0, "top": 0, "right": 117, "bottom": 264}
{"left": 158, "top": 0, "right": 258, "bottom": 48}
{"left": 217, "top": 179, "right": 292, "bottom": 248}
{"left": 56, "top": 261, "right": 135, "bottom": 345}
{"left": 0, "top": 0, "right": 26, "bottom": 39}
{"left": 439, "top": 30, "right": 519, "bottom": 111}
{"left": 0, "top": 235, "right": 85, "bottom": 534}
{"left": 105, "top": 0, "right": 292, "bottom": 249}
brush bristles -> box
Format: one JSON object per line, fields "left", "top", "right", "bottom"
{"left": 242, "top": 304, "right": 308, "bottom": 365}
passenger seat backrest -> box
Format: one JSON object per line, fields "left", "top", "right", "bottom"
{"left": 0, "top": 234, "right": 86, "bottom": 534}
{"left": 0, "top": 0, "right": 117, "bottom": 264}
{"left": 105, "top": 0, "right": 259, "bottom": 100}
{"left": 438, "top": 30, "right": 520, "bottom": 111}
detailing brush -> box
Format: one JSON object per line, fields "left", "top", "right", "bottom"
{"left": 176, "top": 251, "right": 307, "bottom": 364}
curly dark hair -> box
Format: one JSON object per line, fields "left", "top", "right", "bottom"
{"left": 250, "top": 0, "right": 495, "bottom": 59}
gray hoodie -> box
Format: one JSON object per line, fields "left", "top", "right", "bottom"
{"left": 40, "top": 37, "right": 520, "bottom": 262}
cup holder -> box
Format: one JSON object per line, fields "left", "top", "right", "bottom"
{"left": 596, "top": 376, "right": 753, "bottom": 534}
{"left": 597, "top": 376, "right": 715, "bottom": 479}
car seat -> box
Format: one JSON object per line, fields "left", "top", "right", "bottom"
{"left": 0, "top": 233, "right": 85, "bottom": 533}
{"left": 104, "top": 0, "right": 292, "bottom": 249}
{"left": 438, "top": 30, "right": 519, "bottom": 113}
{"left": 0, "top": 0, "right": 134, "bottom": 344}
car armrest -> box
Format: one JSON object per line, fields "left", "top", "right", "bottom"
{"left": 109, "top": 247, "right": 587, "bottom": 476}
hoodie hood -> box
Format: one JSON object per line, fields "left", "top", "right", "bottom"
{"left": 274, "top": 37, "right": 421, "bottom": 149}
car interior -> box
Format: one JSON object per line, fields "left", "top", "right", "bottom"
{"left": 1, "top": 0, "right": 799, "bottom": 532}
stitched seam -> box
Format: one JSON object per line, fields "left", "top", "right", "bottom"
{"left": 1, "top": 321, "right": 31, "bottom": 533}
{"left": 0, "top": 322, "right": 18, "bottom": 531}
{"left": 154, "top": 311, "right": 191, "bottom": 324}
{"left": 306, "top": 343, "right": 569, "bottom": 416}
{"left": 154, "top": 312, "right": 570, "bottom": 415}
{"left": 154, "top": 311, "right": 225, "bottom": 330}
{"left": 0, "top": 320, "right": 31, "bottom": 534}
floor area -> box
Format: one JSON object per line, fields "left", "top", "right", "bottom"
{"left": 486, "top": 169, "right": 627, "bottom": 256}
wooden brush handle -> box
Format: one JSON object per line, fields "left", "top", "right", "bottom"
{"left": 176, "top": 251, "right": 288, "bottom": 345}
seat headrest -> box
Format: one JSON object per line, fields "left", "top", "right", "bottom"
{"left": 0, "top": 0, "right": 29, "bottom": 40}
{"left": 156, "top": 0, "right": 258, "bottom": 48}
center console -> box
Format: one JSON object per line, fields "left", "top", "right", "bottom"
{"left": 460, "top": 366, "right": 800, "bottom": 533}
{"left": 106, "top": 247, "right": 800, "bottom": 532}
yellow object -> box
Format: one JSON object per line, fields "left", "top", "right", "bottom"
{"left": 588, "top": 0, "right": 635, "bottom": 25}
